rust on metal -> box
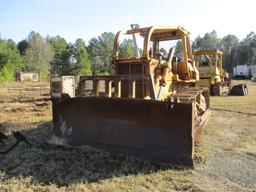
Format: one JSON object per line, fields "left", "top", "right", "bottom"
{"left": 51, "top": 25, "right": 212, "bottom": 167}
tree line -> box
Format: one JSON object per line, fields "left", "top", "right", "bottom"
{"left": 0, "top": 31, "right": 115, "bottom": 81}
{"left": 0, "top": 30, "right": 255, "bottom": 81}
{"left": 192, "top": 31, "right": 256, "bottom": 73}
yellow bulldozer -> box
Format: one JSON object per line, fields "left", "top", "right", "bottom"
{"left": 193, "top": 50, "right": 230, "bottom": 96}
{"left": 193, "top": 49, "right": 248, "bottom": 96}
{"left": 50, "top": 25, "right": 211, "bottom": 167}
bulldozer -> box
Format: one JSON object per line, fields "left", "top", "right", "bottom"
{"left": 193, "top": 50, "right": 230, "bottom": 96}
{"left": 193, "top": 49, "right": 248, "bottom": 96}
{"left": 50, "top": 25, "right": 211, "bottom": 167}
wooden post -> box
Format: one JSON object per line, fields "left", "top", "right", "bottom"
{"left": 93, "top": 80, "right": 99, "bottom": 96}
{"left": 114, "top": 80, "right": 121, "bottom": 98}
{"left": 105, "top": 80, "right": 112, "bottom": 97}
{"left": 128, "top": 80, "right": 136, "bottom": 98}
{"left": 77, "top": 81, "right": 85, "bottom": 96}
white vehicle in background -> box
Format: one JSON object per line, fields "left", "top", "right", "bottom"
{"left": 233, "top": 65, "right": 249, "bottom": 79}
{"left": 249, "top": 65, "right": 256, "bottom": 81}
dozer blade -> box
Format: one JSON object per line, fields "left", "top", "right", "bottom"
{"left": 52, "top": 97, "right": 211, "bottom": 167}
{"left": 229, "top": 83, "right": 248, "bottom": 96}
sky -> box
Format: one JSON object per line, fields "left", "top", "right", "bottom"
{"left": 0, "top": 0, "right": 255, "bottom": 43}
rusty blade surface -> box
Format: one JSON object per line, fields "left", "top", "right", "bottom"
{"left": 52, "top": 97, "right": 203, "bottom": 167}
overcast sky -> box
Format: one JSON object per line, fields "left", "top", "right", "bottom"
{"left": 0, "top": 0, "right": 255, "bottom": 43}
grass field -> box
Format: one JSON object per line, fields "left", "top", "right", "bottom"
{"left": 0, "top": 80, "right": 256, "bottom": 192}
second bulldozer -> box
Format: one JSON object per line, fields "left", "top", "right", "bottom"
{"left": 193, "top": 49, "right": 248, "bottom": 96}
{"left": 50, "top": 25, "right": 211, "bottom": 167}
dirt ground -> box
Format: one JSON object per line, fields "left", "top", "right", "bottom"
{"left": 0, "top": 80, "right": 255, "bottom": 192}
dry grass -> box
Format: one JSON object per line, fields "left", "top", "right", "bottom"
{"left": 0, "top": 80, "right": 256, "bottom": 192}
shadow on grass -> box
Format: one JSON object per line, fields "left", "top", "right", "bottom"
{"left": 0, "top": 121, "right": 178, "bottom": 186}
